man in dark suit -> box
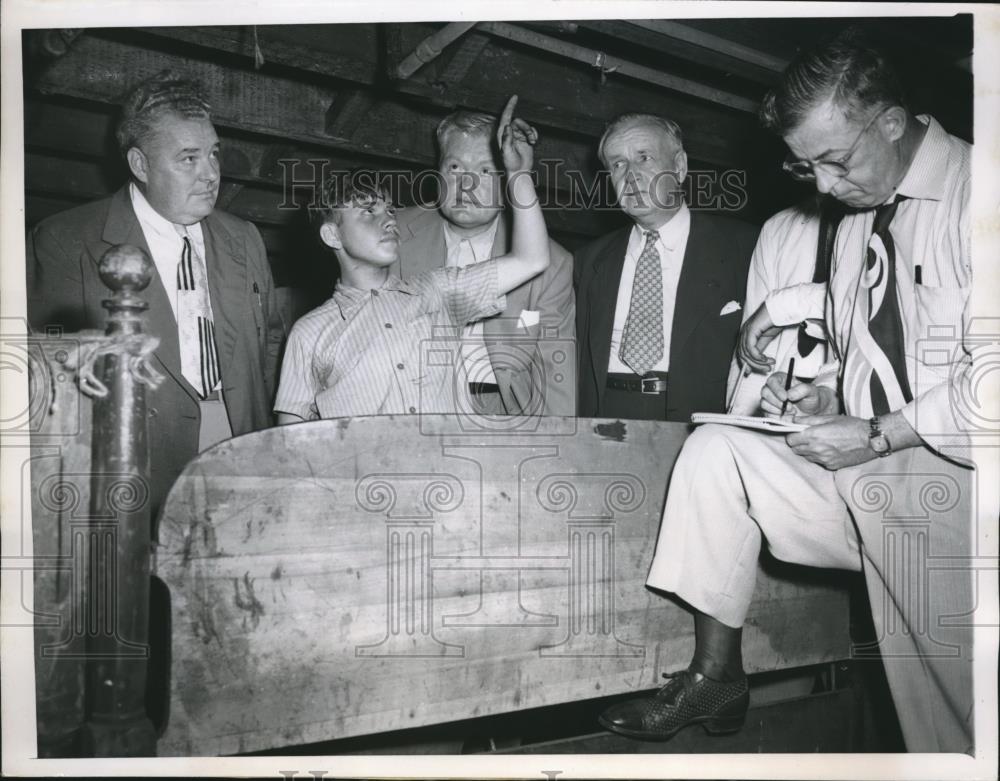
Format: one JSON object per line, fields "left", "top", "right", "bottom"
{"left": 27, "top": 71, "right": 285, "bottom": 523}
{"left": 395, "top": 110, "right": 575, "bottom": 417}
{"left": 575, "top": 113, "right": 758, "bottom": 421}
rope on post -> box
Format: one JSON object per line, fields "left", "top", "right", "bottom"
{"left": 60, "top": 330, "right": 164, "bottom": 399}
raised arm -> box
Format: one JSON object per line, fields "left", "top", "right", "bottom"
{"left": 491, "top": 95, "right": 550, "bottom": 294}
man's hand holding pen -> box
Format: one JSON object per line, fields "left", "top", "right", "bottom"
{"left": 759, "top": 369, "right": 877, "bottom": 470}
{"left": 760, "top": 371, "right": 836, "bottom": 419}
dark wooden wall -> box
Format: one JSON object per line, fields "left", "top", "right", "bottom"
{"left": 22, "top": 17, "right": 972, "bottom": 316}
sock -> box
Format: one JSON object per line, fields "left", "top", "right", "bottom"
{"left": 690, "top": 612, "right": 745, "bottom": 682}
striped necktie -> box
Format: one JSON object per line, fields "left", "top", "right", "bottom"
{"left": 176, "top": 229, "right": 221, "bottom": 398}
{"left": 865, "top": 197, "right": 912, "bottom": 415}
{"left": 619, "top": 230, "right": 664, "bottom": 376}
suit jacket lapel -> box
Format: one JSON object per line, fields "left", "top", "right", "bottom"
{"left": 101, "top": 187, "right": 190, "bottom": 395}
{"left": 669, "top": 211, "right": 717, "bottom": 366}
{"left": 202, "top": 213, "right": 244, "bottom": 386}
{"left": 590, "top": 227, "right": 631, "bottom": 394}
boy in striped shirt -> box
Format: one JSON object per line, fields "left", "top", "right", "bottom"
{"left": 275, "top": 96, "right": 551, "bottom": 421}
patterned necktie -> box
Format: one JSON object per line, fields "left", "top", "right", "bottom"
{"left": 865, "top": 197, "right": 912, "bottom": 415}
{"left": 176, "top": 230, "right": 221, "bottom": 398}
{"left": 619, "top": 231, "right": 664, "bottom": 376}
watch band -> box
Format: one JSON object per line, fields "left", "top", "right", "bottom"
{"left": 868, "top": 416, "right": 892, "bottom": 457}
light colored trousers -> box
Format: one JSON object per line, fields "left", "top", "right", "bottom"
{"left": 647, "top": 424, "right": 975, "bottom": 753}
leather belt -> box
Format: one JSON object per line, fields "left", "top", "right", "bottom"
{"left": 606, "top": 372, "right": 669, "bottom": 395}
{"left": 468, "top": 382, "right": 501, "bottom": 395}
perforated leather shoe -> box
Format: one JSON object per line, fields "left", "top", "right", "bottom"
{"left": 598, "top": 669, "right": 749, "bottom": 741}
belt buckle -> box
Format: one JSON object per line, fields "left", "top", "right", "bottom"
{"left": 640, "top": 376, "right": 665, "bottom": 394}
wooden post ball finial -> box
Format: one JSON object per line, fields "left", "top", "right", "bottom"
{"left": 98, "top": 244, "right": 153, "bottom": 293}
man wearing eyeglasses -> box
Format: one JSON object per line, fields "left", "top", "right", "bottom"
{"left": 599, "top": 27, "right": 976, "bottom": 753}
{"left": 737, "top": 102, "right": 922, "bottom": 370}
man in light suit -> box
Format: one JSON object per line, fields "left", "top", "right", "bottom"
{"left": 575, "top": 113, "right": 758, "bottom": 422}
{"left": 394, "top": 110, "right": 575, "bottom": 417}
{"left": 598, "top": 30, "right": 976, "bottom": 752}
{"left": 27, "top": 71, "right": 285, "bottom": 524}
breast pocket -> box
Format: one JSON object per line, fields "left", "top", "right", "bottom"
{"left": 913, "top": 284, "right": 969, "bottom": 373}
{"left": 914, "top": 284, "right": 967, "bottom": 337}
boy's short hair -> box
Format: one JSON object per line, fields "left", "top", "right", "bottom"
{"left": 309, "top": 169, "right": 393, "bottom": 228}
{"left": 116, "top": 69, "right": 212, "bottom": 155}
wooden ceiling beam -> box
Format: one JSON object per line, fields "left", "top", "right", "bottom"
{"left": 574, "top": 20, "right": 778, "bottom": 86}
{"left": 325, "top": 90, "right": 378, "bottom": 139}
{"left": 393, "top": 22, "right": 476, "bottom": 80}
{"left": 434, "top": 32, "right": 491, "bottom": 89}
{"left": 69, "top": 27, "right": 755, "bottom": 168}
{"left": 132, "top": 25, "right": 379, "bottom": 83}
{"left": 628, "top": 20, "right": 788, "bottom": 73}
{"left": 30, "top": 33, "right": 751, "bottom": 173}
{"left": 476, "top": 21, "right": 760, "bottom": 114}
{"left": 31, "top": 34, "right": 437, "bottom": 164}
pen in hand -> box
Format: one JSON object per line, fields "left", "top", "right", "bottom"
{"left": 780, "top": 357, "right": 796, "bottom": 417}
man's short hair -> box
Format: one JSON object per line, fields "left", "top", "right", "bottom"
{"left": 435, "top": 110, "right": 496, "bottom": 155}
{"left": 597, "top": 113, "right": 685, "bottom": 166}
{"left": 309, "top": 169, "right": 393, "bottom": 229}
{"left": 759, "top": 26, "right": 906, "bottom": 136}
{"left": 115, "top": 70, "right": 212, "bottom": 155}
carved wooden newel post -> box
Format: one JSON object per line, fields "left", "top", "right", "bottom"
{"left": 80, "top": 245, "right": 158, "bottom": 756}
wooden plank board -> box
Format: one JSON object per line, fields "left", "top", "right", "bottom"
{"left": 155, "top": 416, "right": 850, "bottom": 756}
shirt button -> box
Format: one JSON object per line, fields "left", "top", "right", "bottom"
{"left": 372, "top": 290, "right": 379, "bottom": 297}
{"left": 397, "top": 363, "right": 405, "bottom": 370}
{"left": 385, "top": 322, "right": 392, "bottom": 329}
{"left": 408, "top": 406, "right": 416, "bottom": 414}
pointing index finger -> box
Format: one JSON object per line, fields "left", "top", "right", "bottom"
{"left": 499, "top": 95, "right": 518, "bottom": 133}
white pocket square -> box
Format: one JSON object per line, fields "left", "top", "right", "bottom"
{"left": 518, "top": 309, "right": 541, "bottom": 329}
{"left": 719, "top": 300, "right": 742, "bottom": 316}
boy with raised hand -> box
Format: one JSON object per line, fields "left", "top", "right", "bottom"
{"left": 275, "top": 96, "right": 550, "bottom": 422}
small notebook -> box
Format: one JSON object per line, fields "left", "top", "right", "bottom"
{"left": 690, "top": 412, "right": 808, "bottom": 434}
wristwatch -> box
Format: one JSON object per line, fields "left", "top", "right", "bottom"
{"left": 869, "top": 416, "right": 892, "bottom": 457}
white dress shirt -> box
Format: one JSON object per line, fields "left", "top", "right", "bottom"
{"left": 753, "top": 117, "right": 971, "bottom": 459}
{"left": 766, "top": 116, "right": 971, "bottom": 457}
{"left": 443, "top": 217, "right": 500, "bottom": 385}
{"left": 130, "top": 182, "right": 230, "bottom": 450}
{"left": 726, "top": 201, "right": 827, "bottom": 414}
{"left": 607, "top": 203, "right": 691, "bottom": 374}
{"left": 828, "top": 115, "right": 971, "bottom": 455}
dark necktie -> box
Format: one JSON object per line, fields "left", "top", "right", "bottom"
{"left": 866, "top": 197, "right": 913, "bottom": 415}
{"left": 797, "top": 198, "right": 844, "bottom": 358}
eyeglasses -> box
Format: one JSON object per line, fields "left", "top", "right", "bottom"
{"left": 782, "top": 107, "right": 888, "bottom": 182}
